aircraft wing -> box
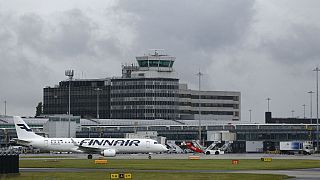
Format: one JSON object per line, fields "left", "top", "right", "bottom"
{"left": 71, "top": 138, "right": 102, "bottom": 153}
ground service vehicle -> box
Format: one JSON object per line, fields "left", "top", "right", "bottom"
{"left": 280, "top": 141, "right": 314, "bottom": 155}
{"left": 184, "top": 141, "right": 225, "bottom": 155}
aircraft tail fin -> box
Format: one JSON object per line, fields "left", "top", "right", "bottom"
{"left": 13, "top": 116, "right": 44, "bottom": 139}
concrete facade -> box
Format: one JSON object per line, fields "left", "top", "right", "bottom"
{"left": 43, "top": 116, "right": 80, "bottom": 138}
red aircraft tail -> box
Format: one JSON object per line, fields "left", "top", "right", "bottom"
{"left": 185, "top": 142, "right": 204, "bottom": 153}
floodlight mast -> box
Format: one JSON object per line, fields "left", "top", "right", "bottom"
{"left": 291, "top": 110, "right": 295, "bottom": 118}
{"left": 4, "top": 100, "right": 6, "bottom": 116}
{"left": 303, "top": 104, "right": 306, "bottom": 119}
{"left": 266, "top": 98, "right": 271, "bottom": 112}
{"left": 65, "top": 69, "right": 74, "bottom": 138}
{"left": 308, "top": 91, "right": 314, "bottom": 124}
{"left": 313, "top": 67, "right": 320, "bottom": 152}
{"left": 196, "top": 70, "right": 203, "bottom": 145}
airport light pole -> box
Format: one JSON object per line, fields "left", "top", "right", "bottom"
{"left": 4, "top": 100, "right": 6, "bottom": 116}
{"left": 291, "top": 110, "right": 295, "bottom": 118}
{"left": 249, "top": 109, "right": 252, "bottom": 123}
{"left": 308, "top": 91, "right": 314, "bottom": 124}
{"left": 266, "top": 98, "right": 271, "bottom": 112}
{"left": 196, "top": 70, "right": 203, "bottom": 144}
{"left": 313, "top": 67, "right": 320, "bottom": 152}
{"left": 95, "top": 88, "right": 102, "bottom": 119}
{"left": 303, "top": 104, "right": 306, "bottom": 119}
{"left": 65, "top": 70, "right": 74, "bottom": 138}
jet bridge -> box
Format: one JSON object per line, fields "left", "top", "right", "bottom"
{"left": 205, "top": 131, "right": 236, "bottom": 154}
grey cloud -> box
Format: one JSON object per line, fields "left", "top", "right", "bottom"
{"left": 1, "top": 0, "right": 319, "bottom": 122}
{"left": 13, "top": 9, "right": 123, "bottom": 61}
{"left": 14, "top": 10, "right": 94, "bottom": 59}
{"left": 48, "top": 9, "right": 94, "bottom": 58}
{"left": 117, "top": 0, "right": 255, "bottom": 87}
{"left": 0, "top": 8, "right": 126, "bottom": 116}
{"left": 16, "top": 13, "right": 44, "bottom": 50}
{"left": 49, "top": 9, "right": 124, "bottom": 61}
{"left": 262, "top": 24, "right": 320, "bottom": 65}
{"left": 119, "top": 0, "right": 255, "bottom": 50}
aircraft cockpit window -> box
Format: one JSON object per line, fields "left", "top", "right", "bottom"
{"left": 154, "top": 142, "right": 158, "bottom": 144}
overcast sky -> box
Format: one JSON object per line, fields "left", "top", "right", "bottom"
{"left": 0, "top": 0, "right": 319, "bottom": 123}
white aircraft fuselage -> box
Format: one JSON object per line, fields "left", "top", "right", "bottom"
{"left": 13, "top": 116, "right": 168, "bottom": 158}
{"left": 19, "top": 138, "right": 166, "bottom": 153}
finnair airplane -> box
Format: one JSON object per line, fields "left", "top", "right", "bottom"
{"left": 13, "top": 116, "right": 168, "bottom": 159}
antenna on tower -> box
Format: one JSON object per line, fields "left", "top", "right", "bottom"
{"left": 148, "top": 49, "right": 165, "bottom": 56}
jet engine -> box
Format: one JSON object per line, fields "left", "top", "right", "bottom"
{"left": 101, "top": 149, "right": 116, "bottom": 157}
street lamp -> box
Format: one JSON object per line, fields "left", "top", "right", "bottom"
{"left": 65, "top": 69, "right": 74, "bottom": 138}
{"left": 313, "top": 67, "right": 320, "bottom": 152}
{"left": 94, "top": 88, "right": 102, "bottom": 119}
{"left": 249, "top": 109, "right": 252, "bottom": 123}
{"left": 308, "top": 91, "right": 314, "bottom": 124}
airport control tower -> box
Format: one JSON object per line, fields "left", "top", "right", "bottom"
{"left": 128, "top": 49, "right": 178, "bottom": 79}
{"left": 113, "top": 49, "right": 180, "bottom": 120}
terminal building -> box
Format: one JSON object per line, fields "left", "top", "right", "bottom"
{"left": 43, "top": 50, "right": 240, "bottom": 121}
{"left": 0, "top": 115, "right": 317, "bottom": 153}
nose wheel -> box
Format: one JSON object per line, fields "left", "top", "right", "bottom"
{"left": 87, "top": 154, "right": 93, "bottom": 159}
{"left": 148, "top": 153, "right": 152, "bottom": 159}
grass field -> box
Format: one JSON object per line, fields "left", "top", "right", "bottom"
{"left": 19, "top": 159, "right": 320, "bottom": 170}
{"left": 20, "top": 156, "right": 75, "bottom": 159}
{"left": 0, "top": 172, "right": 291, "bottom": 180}
{"left": 5, "top": 159, "right": 316, "bottom": 179}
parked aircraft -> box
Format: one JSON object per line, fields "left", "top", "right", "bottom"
{"left": 13, "top": 116, "right": 168, "bottom": 159}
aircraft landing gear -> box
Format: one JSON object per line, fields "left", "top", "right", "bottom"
{"left": 87, "top": 154, "right": 93, "bottom": 159}
{"left": 148, "top": 153, "right": 152, "bottom": 159}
